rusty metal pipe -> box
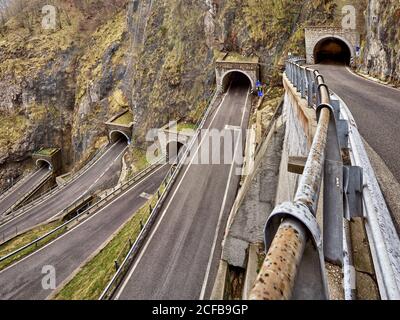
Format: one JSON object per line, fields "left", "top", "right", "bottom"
{"left": 250, "top": 61, "right": 332, "bottom": 300}
{"left": 249, "top": 218, "right": 307, "bottom": 300}
{"left": 294, "top": 107, "right": 330, "bottom": 213}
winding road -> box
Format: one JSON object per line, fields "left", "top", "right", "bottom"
{"left": 0, "top": 141, "right": 127, "bottom": 244}
{"left": 0, "top": 167, "right": 51, "bottom": 216}
{"left": 315, "top": 64, "right": 400, "bottom": 183}
{"left": 0, "top": 163, "right": 170, "bottom": 300}
{"left": 114, "top": 78, "right": 252, "bottom": 300}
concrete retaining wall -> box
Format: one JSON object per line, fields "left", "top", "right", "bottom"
{"left": 276, "top": 76, "right": 316, "bottom": 204}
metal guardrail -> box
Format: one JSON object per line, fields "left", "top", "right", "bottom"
{"left": 250, "top": 58, "right": 365, "bottom": 300}
{"left": 0, "top": 143, "right": 111, "bottom": 226}
{"left": 333, "top": 93, "right": 400, "bottom": 299}
{"left": 1, "top": 170, "right": 53, "bottom": 217}
{"left": 0, "top": 159, "right": 164, "bottom": 265}
{"left": 0, "top": 171, "right": 33, "bottom": 202}
{"left": 99, "top": 89, "right": 219, "bottom": 300}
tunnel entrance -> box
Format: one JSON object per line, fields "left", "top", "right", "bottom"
{"left": 36, "top": 159, "right": 52, "bottom": 170}
{"left": 221, "top": 71, "right": 252, "bottom": 92}
{"left": 110, "top": 130, "right": 130, "bottom": 144}
{"left": 166, "top": 141, "right": 186, "bottom": 164}
{"left": 314, "top": 37, "right": 352, "bottom": 65}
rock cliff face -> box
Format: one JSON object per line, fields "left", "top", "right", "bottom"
{"left": 0, "top": 0, "right": 127, "bottom": 188}
{"left": 0, "top": 0, "right": 397, "bottom": 189}
{"left": 361, "top": 0, "right": 400, "bottom": 84}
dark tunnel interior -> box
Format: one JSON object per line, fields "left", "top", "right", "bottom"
{"left": 110, "top": 131, "right": 130, "bottom": 144}
{"left": 222, "top": 71, "right": 252, "bottom": 91}
{"left": 314, "top": 37, "right": 351, "bottom": 65}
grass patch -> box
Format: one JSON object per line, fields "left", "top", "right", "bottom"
{"left": 112, "top": 111, "right": 133, "bottom": 126}
{"left": 219, "top": 52, "right": 259, "bottom": 63}
{"left": 0, "top": 221, "right": 64, "bottom": 271}
{"left": 132, "top": 148, "right": 149, "bottom": 172}
{"left": 34, "top": 147, "right": 59, "bottom": 156}
{"left": 177, "top": 122, "right": 197, "bottom": 132}
{"left": 54, "top": 184, "right": 165, "bottom": 300}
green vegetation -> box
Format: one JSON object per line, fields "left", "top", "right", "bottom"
{"left": 0, "top": 114, "right": 28, "bottom": 147}
{"left": 177, "top": 122, "right": 197, "bottom": 132}
{"left": 75, "top": 11, "right": 127, "bottom": 103}
{"left": 0, "top": 220, "right": 63, "bottom": 271}
{"left": 111, "top": 111, "right": 133, "bottom": 126}
{"left": 131, "top": 148, "right": 149, "bottom": 173}
{"left": 34, "top": 147, "right": 58, "bottom": 156}
{"left": 220, "top": 52, "right": 259, "bottom": 63}
{"left": 55, "top": 184, "right": 165, "bottom": 300}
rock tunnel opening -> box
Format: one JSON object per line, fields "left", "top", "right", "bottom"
{"left": 222, "top": 71, "right": 252, "bottom": 92}
{"left": 314, "top": 37, "right": 351, "bottom": 65}
{"left": 110, "top": 130, "right": 130, "bottom": 144}
{"left": 36, "top": 159, "right": 52, "bottom": 170}
{"left": 166, "top": 141, "right": 186, "bottom": 164}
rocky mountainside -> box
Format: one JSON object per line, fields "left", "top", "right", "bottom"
{"left": 361, "top": 0, "right": 400, "bottom": 84}
{"left": 0, "top": 0, "right": 397, "bottom": 189}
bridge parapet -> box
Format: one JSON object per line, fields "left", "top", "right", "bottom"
{"left": 250, "top": 59, "right": 400, "bottom": 300}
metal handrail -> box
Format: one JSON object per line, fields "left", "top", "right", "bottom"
{"left": 99, "top": 89, "right": 219, "bottom": 300}
{"left": 0, "top": 159, "right": 165, "bottom": 264}
{"left": 250, "top": 59, "right": 334, "bottom": 300}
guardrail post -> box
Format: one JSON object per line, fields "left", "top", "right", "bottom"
{"left": 114, "top": 260, "right": 119, "bottom": 271}
{"left": 317, "top": 102, "right": 344, "bottom": 266}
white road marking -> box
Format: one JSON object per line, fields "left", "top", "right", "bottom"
{"left": 345, "top": 66, "right": 400, "bottom": 93}
{"left": 115, "top": 86, "right": 233, "bottom": 299}
{"left": 0, "top": 164, "right": 169, "bottom": 277}
{"left": 199, "top": 88, "right": 250, "bottom": 300}
{"left": 140, "top": 192, "right": 153, "bottom": 200}
{"left": 225, "top": 125, "right": 241, "bottom": 131}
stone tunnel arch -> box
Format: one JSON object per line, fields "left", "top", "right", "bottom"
{"left": 109, "top": 130, "right": 131, "bottom": 144}
{"left": 36, "top": 159, "right": 52, "bottom": 170}
{"left": 313, "top": 36, "right": 353, "bottom": 65}
{"left": 166, "top": 140, "right": 186, "bottom": 164}
{"left": 221, "top": 70, "right": 254, "bottom": 92}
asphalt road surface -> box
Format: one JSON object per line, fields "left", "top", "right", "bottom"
{"left": 0, "top": 163, "right": 170, "bottom": 300}
{"left": 314, "top": 64, "right": 400, "bottom": 183}
{"left": 115, "top": 79, "right": 251, "bottom": 300}
{"left": 0, "top": 140, "right": 127, "bottom": 244}
{"left": 0, "top": 168, "right": 51, "bottom": 216}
